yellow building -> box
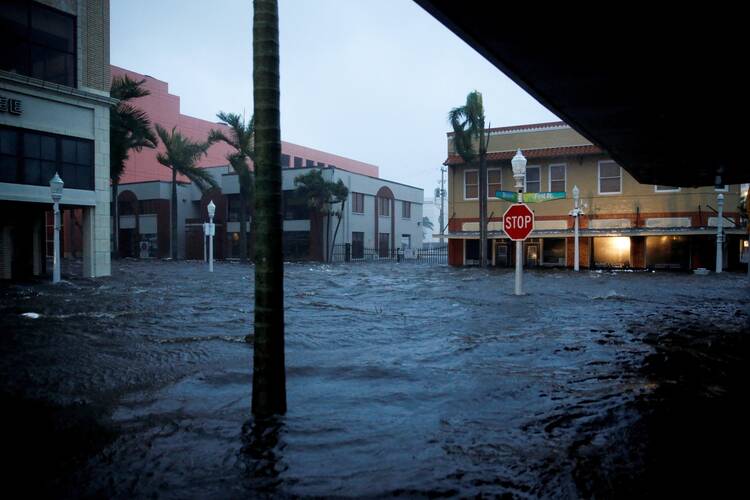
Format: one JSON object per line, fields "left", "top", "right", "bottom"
{"left": 444, "top": 122, "right": 747, "bottom": 270}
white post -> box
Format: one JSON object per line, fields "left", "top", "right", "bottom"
{"left": 207, "top": 200, "right": 216, "bottom": 273}
{"left": 515, "top": 191, "right": 523, "bottom": 295}
{"left": 209, "top": 217, "right": 214, "bottom": 272}
{"left": 49, "top": 173, "right": 64, "bottom": 284}
{"left": 53, "top": 202, "right": 61, "bottom": 283}
{"left": 716, "top": 193, "right": 724, "bottom": 273}
{"left": 573, "top": 185, "right": 580, "bottom": 272}
{"left": 511, "top": 149, "right": 527, "bottom": 296}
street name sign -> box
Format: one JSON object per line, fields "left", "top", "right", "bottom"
{"left": 495, "top": 191, "right": 566, "bottom": 203}
{"left": 503, "top": 203, "right": 534, "bottom": 241}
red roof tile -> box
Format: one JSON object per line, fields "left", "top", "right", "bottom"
{"left": 444, "top": 145, "right": 603, "bottom": 165}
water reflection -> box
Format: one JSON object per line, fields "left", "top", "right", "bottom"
{"left": 241, "top": 416, "right": 287, "bottom": 494}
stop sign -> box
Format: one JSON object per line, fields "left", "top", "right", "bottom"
{"left": 503, "top": 203, "right": 534, "bottom": 241}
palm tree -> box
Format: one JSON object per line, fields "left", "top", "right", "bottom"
{"left": 449, "top": 91, "right": 490, "bottom": 267}
{"left": 293, "top": 169, "right": 349, "bottom": 261}
{"left": 110, "top": 75, "right": 158, "bottom": 257}
{"left": 209, "top": 112, "right": 255, "bottom": 263}
{"left": 252, "top": 0, "right": 286, "bottom": 416}
{"left": 422, "top": 216, "right": 434, "bottom": 241}
{"left": 154, "top": 124, "right": 218, "bottom": 259}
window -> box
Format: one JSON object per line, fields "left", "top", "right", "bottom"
{"left": 598, "top": 161, "right": 622, "bottom": 194}
{"left": 281, "top": 154, "right": 290, "bottom": 167}
{"left": 352, "top": 232, "right": 364, "bottom": 259}
{"left": 293, "top": 156, "right": 302, "bottom": 168}
{"left": 378, "top": 233, "right": 390, "bottom": 257}
{"left": 282, "top": 190, "right": 308, "bottom": 220}
{"left": 464, "top": 169, "right": 478, "bottom": 199}
{"left": 377, "top": 197, "right": 390, "bottom": 217}
{"left": 655, "top": 185, "right": 680, "bottom": 192}
{"left": 525, "top": 166, "right": 541, "bottom": 193}
{"left": 283, "top": 231, "right": 309, "bottom": 259}
{"left": 328, "top": 164, "right": 336, "bottom": 169}
{"left": 401, "top": 234, "right": 411, "bottom": 250}
{"left": 305, "top": 159, "right": 315, "bottom": 168}
{"left": 0, "top": 1, "right": 76, "bottom": 87}
{"left": 0, "top": 128, "right": 18, "bottom": 183}
{"left": 0, "top": 126, "right": 93, "bottom": 190}
{"left": 352, "top": 192, "right": 365, "bottom": 214}
{"left": 542, "top": 238, "right": 566, "bottom": 266}
{"left": 402, "top": 201, "right": 411, "bottom": 219}
{"left": 549, "top": 164, "right": 566, "bottom": 192}
{"left": 317, "top": 162, "right": 325, "bottom": 168}
{"left": 487, "top": 168, "right": 502, "bottom": 197}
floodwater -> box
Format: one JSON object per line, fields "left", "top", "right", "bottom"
{"left": 1, "top": 261, "right": 749, "bottom": 498}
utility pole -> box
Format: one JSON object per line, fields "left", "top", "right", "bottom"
{"left": 716, "top": 193, "right": 724, "bottom": 273}
{"left": 439, "top": 165, "right": 446, "bottom": 245}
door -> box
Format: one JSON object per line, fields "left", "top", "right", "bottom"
{"left": 526, "top": 244, "right": 539, "bottom": 267}
{"left": 494, "top": 242, "right": 509, "bottom": 267}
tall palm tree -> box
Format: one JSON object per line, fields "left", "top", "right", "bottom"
{"left": 449, "top": 91, "right": 490, "bottom": 267}
{"left": 253, "top": 0, "right": 286, "bottom": 416}
{"left": 209, "top": 112, "right": 254, "bottom": 263}
{"left": 293, "top": 169, "right": 348, "bottom": 261}
{"left": 154, "top": 124, "right": 218, "bottom": 259}
{"left": 110, "top": 75, "right": 158, "bottom": 257}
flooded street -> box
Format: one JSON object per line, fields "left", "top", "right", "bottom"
{"left": 2, "top": 260, "right": 749, "bottom": 497}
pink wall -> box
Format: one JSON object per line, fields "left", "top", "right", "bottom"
{"left": 113, "top": 66, "right": 379, "bottom": 184}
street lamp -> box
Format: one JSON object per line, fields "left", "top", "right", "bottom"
{"left": 569, "top": 185, "right": 584, "bottom": 272}
{"left": 511, "top": 149, "right": 526, "bottom": 295}
{"left": 716, "top": 193, "right": 724, "bottom": 273}
{"left": 49, "top": 173, "right": 64, "bottom": 283}
{"left": 207, "top": 200, "right": 216, "bottom": 272}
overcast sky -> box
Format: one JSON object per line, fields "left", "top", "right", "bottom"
{"left": 111, "top": 0, "right": 558, "bottom": 195}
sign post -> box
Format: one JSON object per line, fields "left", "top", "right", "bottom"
{"left": 503, "top": 203, "right": 535, "bottom": 295}
{"left": 509, "top": 149, "right": 531, "bottom": 295}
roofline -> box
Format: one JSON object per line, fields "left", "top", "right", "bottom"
{"left": 446, "top": 121, "right": 569, "bottom": 138}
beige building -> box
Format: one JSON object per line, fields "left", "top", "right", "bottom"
{"left": 0, "top": 0, "right": 113, "bottom": 279}
{"left": 445, "top": 122, "right": 747, "bottom": 270}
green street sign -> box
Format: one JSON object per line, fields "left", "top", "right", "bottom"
{"left": 495, "top": 191, "right": 518, "bottom": 202}
{"left": 495, "top": 191, "right": 566, "bottom": 203}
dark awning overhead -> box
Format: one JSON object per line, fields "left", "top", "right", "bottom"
{"left": 415, "top": 1, "right": 748, "bottom": 187}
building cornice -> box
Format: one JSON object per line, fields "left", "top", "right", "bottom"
{"left": 0, "top": 70, "right": 118, "bottom": 106}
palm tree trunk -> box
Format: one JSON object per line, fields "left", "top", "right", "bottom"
{"left": 252, "top": 0, "right": 286, "bottom": 416}
{"left": 171, "top": 168, "right": 178, "bottom": 260}
{"left": 479, "top": 130, "right": 488, "bottom": 268}
{"left": 239, "top": 189, "right": 248, "bottom": 263}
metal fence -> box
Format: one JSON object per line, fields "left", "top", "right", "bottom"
{"left": 330, "top": 244, "right": 447, "bottom": 264}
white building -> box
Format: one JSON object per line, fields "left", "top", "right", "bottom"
{"left": 117, "top": 166, "right": 424, "bottom": 261}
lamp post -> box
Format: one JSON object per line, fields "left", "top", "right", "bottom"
{"left": 570, "top": 185, "right": 583, "bottom": 271}
{"left": 49, "top": 173, "right": 64, "bottom": 283}
{"left": 207, "top": 200, "right": 216, "bottom": 272}
{"left": 716, "top": 193, "right": 724, "bottom": 273}
{"left": 511, "top": 149, "right": 526, "bottom": 295}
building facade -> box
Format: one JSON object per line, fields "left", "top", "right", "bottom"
{"left": 118, "top": 166, "right": 423, "bottom": 261}
{"left": 1, "top": 0, "right": 112, "bottom": 280}
{"left": 445, "top": 122, "right": 747, "bottom": 270}
{"left": 112, "top": 67, "right": 422, "bottom": 261}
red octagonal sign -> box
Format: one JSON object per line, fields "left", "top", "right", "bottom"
{"left": 503, "top": 203, "right": 534, "bottom": 241}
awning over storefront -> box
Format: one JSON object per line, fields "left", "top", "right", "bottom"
{"left": 446, "top": 228, "right": 748, "bottom": 240}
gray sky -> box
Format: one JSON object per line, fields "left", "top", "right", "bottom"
{"left": 111, "top": 0, "right": 557, "bottom": 194}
